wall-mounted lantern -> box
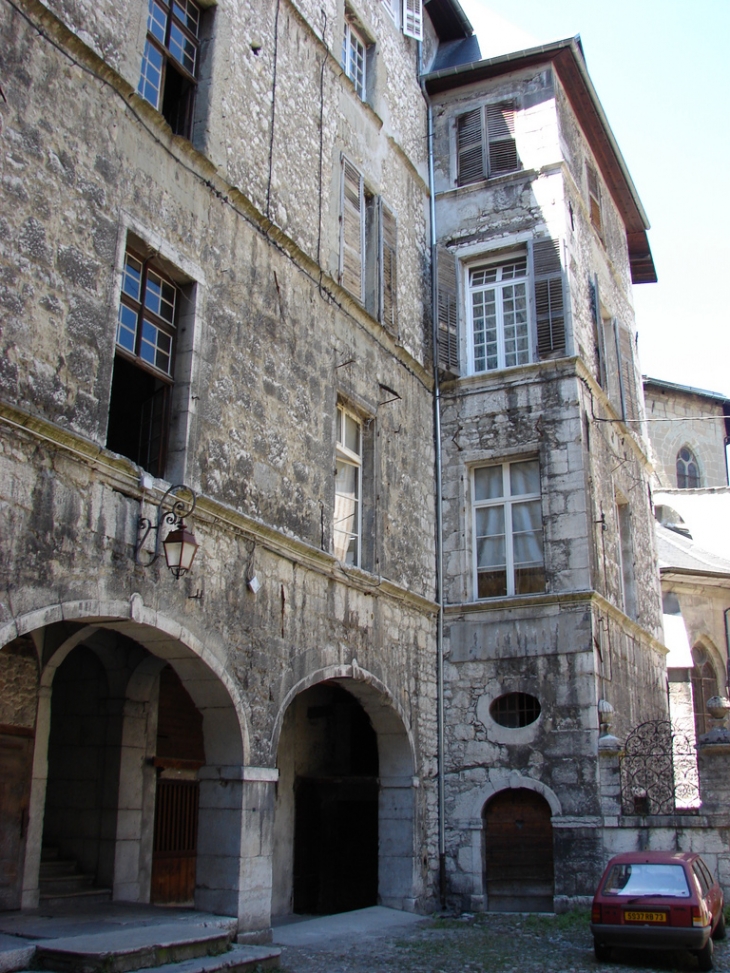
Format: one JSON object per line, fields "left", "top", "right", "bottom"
{"left": 135, "top": 484, "right": 199, "bottom": 579}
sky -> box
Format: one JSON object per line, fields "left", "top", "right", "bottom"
{"left": 457, "top": 0, "right": 730, "bottom": 399}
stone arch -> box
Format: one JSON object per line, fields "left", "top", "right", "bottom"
{"left": 4, "top": 597, "right": 250, "bottom": 921}
{"left": 691, "top": 639, "right": 725, "bottom": 738}
{"left": 270, "top": 665, "right": 419, "bottom": 916}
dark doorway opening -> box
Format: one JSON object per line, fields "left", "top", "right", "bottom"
{"left": 292, "top": 683, "right": 379, "bottom": 915}
{"left": 483, "top": 788, "right": 554, "bottom": 912}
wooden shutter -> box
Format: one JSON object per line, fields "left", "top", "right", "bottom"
{"left": 457, "top": 109, "right": 484, "bottom": 186}
{"left": 403, "top": 0, "right": 423, "bottom": 40}
{"left": 341, "top": 157, "right": 364, "bottom": 301}
{"left": 486, "top": 102, "right": 517, "bottom": 176}
{"left": 436, "top": 246, "right": 459, "bottom": 373}
{"left": 616, "top": 323, "right": 640, "bottom": 423}
{"left": 587, "top": 164, "right": 602, "bottom": 233}
{"left": 380, "top": 201, "right": 397, "bottom": 335}
{"left": 532, "top": 239, "right": 565, "bottom": 359}
{"left": 590, "top": 275, "right": 608, "bottom": 389}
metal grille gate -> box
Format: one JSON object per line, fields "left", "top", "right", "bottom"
{"left": 619, "top": 720, "right": 700, "bottom": 815}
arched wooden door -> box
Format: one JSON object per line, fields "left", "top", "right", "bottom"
{"left": 483, "top": 788, "right": 554, "bottom": 912}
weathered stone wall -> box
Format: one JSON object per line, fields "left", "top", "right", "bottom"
{"left": 644, "top": 385, "right": 728, "bottom": 489}
{"left": 0, "top": 638, "right": 38, "bottom": 728}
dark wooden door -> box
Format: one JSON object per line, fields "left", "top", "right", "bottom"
{"left": 150, "top": 666, "right": 204, "bottom": 904}
{"left": 483, "top": 788, "right": 554, "bottom": 912}
{"left": 151, "top": 778, "right": 199, "bottom": 904}
{"left": 0, "top": 726, "right": 33, "bottom": 911}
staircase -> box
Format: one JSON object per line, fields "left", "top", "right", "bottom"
{"left": 0, "top": 910, "right": 280, "bottom": 973}
{"left": 38, "top": 848, "right": 112, "bottom": 909}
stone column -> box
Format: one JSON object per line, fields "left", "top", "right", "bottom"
{"left": 196, "top": 765, "right": 278, "bottom": 942}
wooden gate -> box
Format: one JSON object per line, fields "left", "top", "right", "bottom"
{"left": 483, "top": 788, "right": 554, "bottom": 912}
{"left": 151, "top": 777, "right": 199, "bottom": 905}
{"left": 0, "top": 726, "right": 33, "bottom": 910}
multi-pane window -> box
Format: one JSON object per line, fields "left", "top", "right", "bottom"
{"left": 342, "top": 18, "right": 367, "bottom": 101}
{"left": 457, "top": 102, "right": 518, "bottom": 185}
{"left": 469, "top": 254, "right": 529, "bottom": 372}
{"left": 691, "top": 648, "right": 719, "bottom": 739}
{"left": 677, "top": 446, "right": 701, "bottom": 488}
{"left": 138, "top": 0, "right": 201, "bottom": 138}
{"left": 334, "top": 405, "right": 362, "bottom": 566}
{"left": 107, "top": 248, "right": 179, "bottom": 477}
{"left": 473, "top": 460, "right": 545, "bottom": 599}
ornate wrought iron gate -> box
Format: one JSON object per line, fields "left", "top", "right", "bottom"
{"left": 620, "top": 720, "right": 699, "bottom": 815}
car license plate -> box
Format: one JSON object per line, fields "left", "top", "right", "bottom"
{"left": 625, "top": 911, "right": 667, "bottom": 923}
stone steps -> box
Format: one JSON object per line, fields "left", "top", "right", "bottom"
{"left": 16, "top": 921, "right": 279, "bottom": 973}
{"left": 38, "top": 849, "right": 111, "bottom": 909}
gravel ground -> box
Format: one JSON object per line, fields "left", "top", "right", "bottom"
{"left": 277, "top": 912, "right": 730, "bottom": 973}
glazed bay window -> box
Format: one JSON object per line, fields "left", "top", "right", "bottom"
{"left": 138, "top": 0, "right": 201, "bottom": 138}
{"left": 334, "top": 405, "right": 362, "bottom": 566}
{"left": 473, "top": 460, "right": 545, "bottom": 598}
{"left": 469, "top": 253, "right": 529, "bottom": 372}
{"left": 107, "top": 248, "right": 180, "bottom": 477}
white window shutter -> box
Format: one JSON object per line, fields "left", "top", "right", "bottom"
{"left": 402, "top": 0, "right": 423, "bottom": 40}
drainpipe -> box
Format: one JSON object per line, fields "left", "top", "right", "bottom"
{"left": 724, "top": 608, "right": 730, "bottom": 693}
{"left": 420, "top": 55, "right": 447, "bottom": 911}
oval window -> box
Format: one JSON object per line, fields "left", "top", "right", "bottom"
{"left": 490, "top": 692, "right": 541, "bottom": 728}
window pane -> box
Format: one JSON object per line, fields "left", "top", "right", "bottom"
{"left": 477, "top": 569, "right": 507, "bottom": 598}
{"left": 145, "top": 269, "right": 176, "bottom": 323}
{"left": 476, "top": 535, "right": 505, "bottom": 569}
{"left": 172, "top": 0, "right": 200, "bottom": 36}
{"left": 147, "top": 0, "right": 168, "bottom": 43}
{"left": 140, "top": 319, "right": 172, "bottom": 374}
{"left": 472, "top": 288, "right": 497, "bottom": 372}
{"left": 334, "top": 459, "right": 360, "bottom": 565}
{"left": 474, "top": 466, "right": 504, "bottom": 501}
{"left": 344, "top": 413, "right": 361, "bottom": 456}
{"left": 117, "top": 303, "right": 138, "bottom": 352}
{"left": 168, "top": 21, "right": 197, "bottom": 74}
{"left": 138, "top": 40, "right": 163, "bottom": 109}
{"left": 509, "top": 460, "right": 539, "bottom": 496}
{"left": 475, "top": 504, "right": 504, "bottom": 538}
{"left": 502, "top": 281, "right": 529, "bottom": 368}
{"left": 515, "top": 565, "right": 545, "bottom": 594}
{"left": 122, "top": 254, "right": 143, "bottom": 301}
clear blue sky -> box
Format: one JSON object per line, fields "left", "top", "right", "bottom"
{"left": 459, "top": 0, "right": 730, "bottom": 399}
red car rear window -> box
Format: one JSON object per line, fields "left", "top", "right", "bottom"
{"left": 602, "top": 863, "right": 690, "bottom": 898}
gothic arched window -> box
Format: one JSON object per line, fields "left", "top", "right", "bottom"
{"left": 690, "top": 647, "right": 719, "bottom": 739}
{"left": 676, "top": 446, "right": 701, "bottom": 489}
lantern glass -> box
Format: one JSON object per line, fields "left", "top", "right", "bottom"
{"left": 163, "top": 522, "right": 198, "bottom": 578}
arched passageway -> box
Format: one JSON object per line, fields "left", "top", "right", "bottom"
{"left": 483, "top": 788, "right": 554, "bottom": 912}
{"left": 1, "top": 609, "right": 250, "bottom": 923}
{"left": 272, "top": 674, "right": 418, "bottom": 917}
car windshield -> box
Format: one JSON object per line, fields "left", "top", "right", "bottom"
{"left": 602, "top": 863, "right": 690, "bottom": 898}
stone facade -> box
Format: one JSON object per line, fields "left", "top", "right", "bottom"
{"left": 0, "top": 0, "right": 448, "bottom": 930}
{"left": 425, "top": 42, "right": 669, "bottom": 911}
{"left": 644, "top": 379, "right": 729, "bottom": 490}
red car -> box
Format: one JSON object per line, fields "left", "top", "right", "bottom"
{"left": 591, "top": 851, "right": 725, "bottom": 970}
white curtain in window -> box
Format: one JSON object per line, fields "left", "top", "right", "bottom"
{"left": 334, "top": 459, "right": 359, "bottom": 563}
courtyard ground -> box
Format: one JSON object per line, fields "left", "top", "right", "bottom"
{"left": 276, "top": 910, "right": 730, "bottom": 973}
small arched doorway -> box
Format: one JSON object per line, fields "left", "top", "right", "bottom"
{"left": 483, "top": 788, "right": 554, "bottom": 912}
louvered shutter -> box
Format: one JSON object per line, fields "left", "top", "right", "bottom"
{"left": 340, "top": 157, "right": 364, "bottom": 301}
{"left": 457, "top": 109, "right": 484, "bottom": 186}
{"left": 587, "top": 164, "right": 602, "bottom": 233}
{"left": 436, "top": 246, "right": 459, "bottom": 373}
{"left": 532, "top": 238, "right": 565, "bottom": 359}
{"left": 380, "top": 201, "right": 398, "bottom": 335}
{"left": 486, "top": 102, "right": 517, "bottom": 176}
{"left": 591, "top": 275, "right": 608, "bottom": 389}
{"left": 403, "top": 0, "right": 423, "bottom": 40}
{"left": 616, "top": 324, "right": 640, "bottom": 423}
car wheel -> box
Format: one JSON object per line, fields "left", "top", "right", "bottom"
{"left": 696, "top": 937, "right": 714, "bottom": 971}
{"left": 593, "top": 939, "right": 611, "bottom": 962}
{"left": 712, "top": 910, "right": 726, "bottom": 941}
